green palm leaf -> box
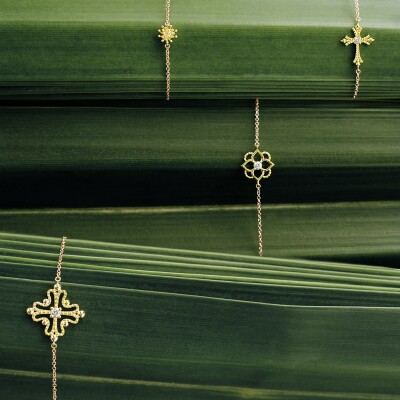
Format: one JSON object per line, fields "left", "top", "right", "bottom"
{"left": 0, "top": 0, "right": 398, "bottom": 99}
{"left": 1, "top": 233, "right": 400, "bottom": 399}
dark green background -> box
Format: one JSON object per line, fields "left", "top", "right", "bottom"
{"left": 0, "top": 0, "right": 398, "bottom": 99}
{"left": 0, "top": 1, "right": 399, "bottom": 399}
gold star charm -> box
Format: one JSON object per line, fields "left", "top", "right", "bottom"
{"left": 241, "top": 148, "right": 274, "bottom": 183}
{"left": 158, "top": 24, "right": 177, "bottom": 44}
{"left": 27, "top": 283, "right": 85, "bottom": 342}
{"left": 341, "top": 24, "right": 374, "bottom": 66}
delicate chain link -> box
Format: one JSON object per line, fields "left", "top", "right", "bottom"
{"left": 165, "top": 43, "right": 171, "bottom": 101}
{"left": 255, "top": 98, "right": 262, "bottom": 256}
{"left": 52, "top": 237, "right": 67, "bottom": 400}
{"left": 165, "top": 0, "right": 171, "bottom": 26}
{"left": 254, "top": 98, "right": 260, "bottom": 149}
{"left": 354, "top": 0, "right": 361, "bottom": 23}
{"left": 353, "top": 66, "right": 361, "bottom": 100}
{"left": 255, "top": 99, "right": 264, "bottom": 256}
{"left": 54, "top": 236, "right": 67, "bottom": 284}
{"left": 256, "top": 183, "right": 263, "bottom": 257}
{"left": 353, "top": 0, "right": 361, "bottom": 99}
{"left": 51, "top": 341, "right": 58, "bottom": 400}
{"left": 164, "top": 0, "right": 171, "bottom": 100}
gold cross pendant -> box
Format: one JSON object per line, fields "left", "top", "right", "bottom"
{"left": 341, "top": 24, "right": 374, "bottom": 66}
{"left": 26, "top": 237, "right": 85, "bottom": 400}
{"left": 27, "top": 283, "right": 85, "bottom": 342}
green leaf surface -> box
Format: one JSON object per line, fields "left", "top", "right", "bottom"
{"left": 0, "top": 102, "right": 399, "bottom": 207}
{"left": 0, "top": 201, "right": 399, "bottom": 267}
{"left": 0, "top": 2, "right": 399, "bottom": 398}
{"left": 0, "top": 0, "right": 399, "bottom": 99}
{"left": 1, "top": 233, "right": 400, "bottom": 399}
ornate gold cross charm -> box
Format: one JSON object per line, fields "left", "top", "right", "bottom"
{"left": 341, "top": 24, "right": 374, "bottom": 66}
{"left": 27, "top": 283, "right": 85, "bottom": 342}
{"left": 26, "top": 237, "right": 85, "bottom": 400}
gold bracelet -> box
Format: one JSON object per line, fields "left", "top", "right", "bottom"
{"left": 241, "top": 99, "right": 274, "bottom": 256}
{"left": 158, "top": 0, "right": 177, "bottom": 100}
{"left": 27, "top": 237, "right": 85, "bottom": 400}
{"left": 341, "top": 0, "right": 374, "bottom": 100}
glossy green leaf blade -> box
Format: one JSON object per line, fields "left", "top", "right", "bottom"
{"left": 0, "top": 0, "right": 398, "bottom": 99}
{"left": 3, "top": 372, "right": 400, "bottom": 400}
{"left": 2, "top": 234, "right": 400, "bottom": 398}
{"left": 1, "top": 232, "right": 400, "bottom": 309}
{"left": 2, "top": 272, "right": 400, "bottom": 399}
{"left": 0, "top": 201, "right": 398, "bottom": 266}
{"left": 0, "top": 103, "right": 399, "bottom": 207}
{"left": 1, "top": 233, "right": 400, "bottom": 289}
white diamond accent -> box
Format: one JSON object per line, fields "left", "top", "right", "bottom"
{"left": 354, "top": 37, "right": 361, "bottom": 44}
{"left": 254, "top": 161, "right": 263, "bottom": 170}
{"left": 51, "top": 307, "right": 61, "bottom": 318}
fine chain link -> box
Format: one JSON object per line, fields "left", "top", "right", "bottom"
{"left": 355, "top": 0, "right": 361, "bottom": 22}
{"left": 165, "top": 0, "right": 170, "bottom": 26}
{"left": 54, "top": 236, "right": 67, "bottom": 284}
{"left": 255, "top": 98, "right": 262, "bottom": 256}
{"left": 51, "top": 341, "right": 58, "bottom": 400}
{"left": 165, "top": 43, "right": 171, "bottom": 101}
{"left": 52, "top": 236, "right": 66, "bottom": 400}
{"left": 254, "top": 98, "right": 260, "bottom": 149}
{"left": 353, "top": 66, "right": 361, "bottom": 100}
{"left": 353, "top": 0, "right": 361, "bottom": 99}
{"left": 256, "top": 183, "right": 263, "bottom": 257}
{"left": 165, "top": 0, "right": 171, "bottom": 100}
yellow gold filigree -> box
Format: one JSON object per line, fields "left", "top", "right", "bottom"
{"left": 27, "top": 284, "right": 85, "bottom": 341}
{"left": 341, "top": 24, "right": 374, "bottom": 66}
{"left": 158, "top": 24, "right": 177, "bottom": 44}
{"left": 241, "top": 148, "right": 274, "bottom": 183}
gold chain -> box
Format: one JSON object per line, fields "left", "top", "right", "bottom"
{"left": 165, "top": 43, "right": 171, "bottom": 101}
{"left": 254, "top": 98, "right": 260, "bottom": 149}
{"left": 27, "top": 236, "right": 85, "bottom": 400}
{"left": 255, "top": 99, "right": 262, "bottom": 256}
{"left": 353, "top": 66, "right": 361, "bottom": 99}
{"left": 51, "top": 341, "right": 58, "bottom": 400}
{"left": 353, "top": 0, "right": 361, "bottom": 99}
{"left": 158, "top": 0, "right": 177, "bottom": 100}
{"left": 355, "top": 0, "right": 361, "bottom": 23}
{"left": 165, "top": 0, "right": 171, "bottom": 100}
{"left": 241, "top": 99, "right": 274, "bottom": 256}
{"left": 256, "top": 183, "right": 263, "bottom": 257}
{"left": 52, "top": 236, "right": 66, "bottom": 400}
{"left": 165, "top": 0, "right": 171, "bottom": 25}
{"left": 341, "top": 0, "right": 375, "bottom": 100}
{"left": 55, "top": 236, "right": 66, "bottom": 284}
